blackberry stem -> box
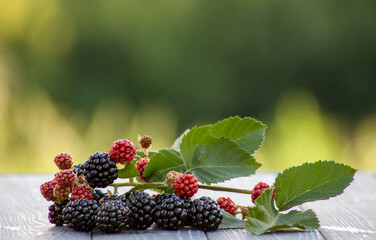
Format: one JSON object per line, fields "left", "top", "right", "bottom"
{"left": 110, "top": 182, "right": 138, "bottom": 187}
{"left": 110, "top": 181, "right": 252, "bottom": 195}
{"left": 198, "top": 184, "right": 252, "bottom": 194}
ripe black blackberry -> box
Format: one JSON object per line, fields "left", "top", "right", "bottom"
{"left": 83, "top": 152, "right": 118, "bottom": 188}
{"left": 48, "top": 198, "right": 71, "bottom": 226}
{"left": 190, "top": 196, "right": 223, "bottom": 231}
{"left": 73, "top": 163, "right": 84, "bottom": 176}
{"left": 126, "top": 191, "right": 156, "bottom": 230}
{"left": 93, "top": 189, "right": 108, "bottom": 203}
{"left": 153, "top": 194, "right": 188, "bottom": 230}
{"left": 62, "top": 198, "right": 99, "bottom": 231}
{"left": 96, "top": 200, "right": 130, "bottom": 233}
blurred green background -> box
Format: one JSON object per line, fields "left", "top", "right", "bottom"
{"left": 0, "top": 0, "right": 375, "bottom": 173}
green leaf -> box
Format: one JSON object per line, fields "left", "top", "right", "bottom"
{"left": 134, "top": 150, "right": 158, "bottom": 160}
{"left": 271, "top": 209, "right": 319, "bottom": 232}
{"left": 211, "top": 116, "right": 267, "bottom": 154}
{"left": 219, "top": 210, "right": 245, "bottom": 229}
{"left": 117, "top": 160, "right": 139, "bottom": 178}
{"left": 171, "top": 129, "right": 190, "bottom": 151}
{"left": 179, "top": 125, "right": 213, "bottom": 169}
{"left": 127, "top": 182, "right": 167, "bottom": 193}
{"left": 143, "top": 149, "right": 186, "bottom": 182}
{"left": 274, "top": 160, "right": 356, "bottom": 211}
{"left": 245, "top": 189, "right": 319, "bottom": 235}
{"left": 180, "top": 126, "right": 261, "bottom": 184}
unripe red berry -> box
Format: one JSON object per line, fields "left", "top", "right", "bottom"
{"left": 109, "top": 139, "right": 136, "bottom": 164}
{"left": 71, "top": 185, "right": 93, "bottom": 200}
{"left": 54, "top": 152, "right": 74, "bottom": 170}
{"left": 40, "top": 179, "right": 57, "bottom": 201}
{"left": 217, "top": 197, "right": 237, "bottom": 216}
{"left": 53, "top": 184, "right": 71, "bottom": 202}
{"left": 135, "top": 157, "right": 150, "bottom": 182}
{"left": 251, "top": 182, "right": 274, "bottom": 203}
{"left": 174, "top": 174, "right": 199, "bottom": 198}
{"left": 54, "top": 169, "right": 76, "bottom": 187}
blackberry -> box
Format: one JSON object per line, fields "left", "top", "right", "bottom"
{"left": 54, "top": 152, "right": 74, "bottom": 170}
{"left": 139, "top": 135, "right": 152, "bottom": 149}
{"left": 108, "top": 139, "right": 136, "bottom": 164}
{"left": 190, "top": 196, "right": 223, "bottom": 231}
{"left": 71, "top": 185, "right": 93, "bottom": 201}
{"left": 95, "top": 200, "right": 130, "bottom": 233}
{"left": 174, "top": 174, "right": 199, "bottom": 198}
{"left": 54, "top": 169, "right": 76, "bottom": 187}
{"left": 153, "top": 194, "right": 188, "bottom": 230}
{"left": 217, "top": 197, "right": 237, "bottom": 216}
{"left": 48, "top": 198, "right": 71, "bottom": 226}
{"left": 53, "top": 184, "right": 71, "bottom": 202}
{"left": 136, "top": 135, "right": 152, "bottom": 154}
{"left": 251, "top": 182, "right": 273, "bottom": 203}
{"left": 83, "top": 152, "right": 118, "bottom": 188}
{"left": 40, "top": 179, "right": 57, "bottom": 201}
{"left": 62, "top": 198, "right": 98, "bottom": 231}
{"left": 93, "top": 189, "right": 108, "bottom": 203}
{"left": 73, "top": 163, "right": 84, "bottom": 176}
{"left": 135, "top": 157, "right": 150, "bottom": 182}
{"left": 126, "top": 191, "right": 156, "bottom": 229}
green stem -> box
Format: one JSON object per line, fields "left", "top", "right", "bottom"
{"left": 110, "top": 182, "right": 252, "bottom": 195}
{"left": 110, "top": 182, "right": 138, "bottom": 187}
{"left": 198, "top": 184, "right": 252, "bottom": 194}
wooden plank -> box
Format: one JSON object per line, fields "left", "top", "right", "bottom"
{"left": 93, "top": 226, "right": 207, "bottom": 240}
{"left": 207, "top": 229, "right": 324, "bottom": 240}
{"left": 0, "top": 175, "right": 91, "bottom": 240}
{"left": 300, "top": 172, "right": 376, "bottom": 240}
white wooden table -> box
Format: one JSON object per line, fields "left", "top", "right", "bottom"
{"left": 1, "top": 172, "right": 375, "bottom": 240}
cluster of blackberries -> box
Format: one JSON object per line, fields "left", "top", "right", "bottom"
{"left": 47, "top": 191, "right": 223, "bottom": 233}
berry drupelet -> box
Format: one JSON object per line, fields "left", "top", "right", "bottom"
{"left": 83, "top": 152, "right": 118, "bottom": 188}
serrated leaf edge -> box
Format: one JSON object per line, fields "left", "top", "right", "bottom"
{"left": 210, "top": 115, "right": 267, "bottom": 153}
